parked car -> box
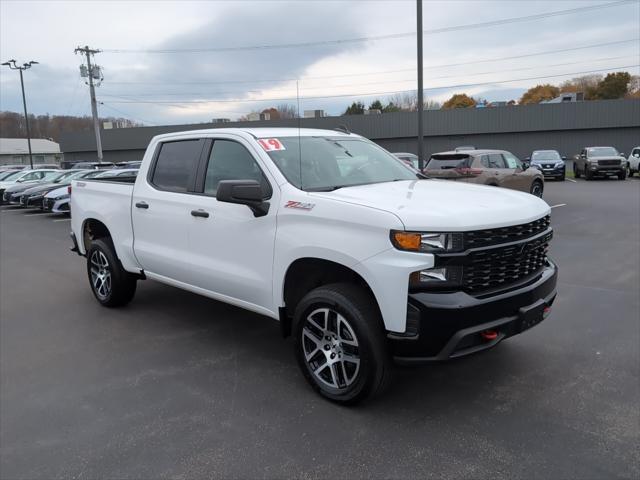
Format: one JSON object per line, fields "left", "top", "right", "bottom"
{"left": 43, "top": 170, "right": 105, "bottom": 213}
{"left": 526, "top": 150, "right": 566, "bottom": 181}
{"left": 70, "top": 161, "right": 115, "bottom": 169}
{"left": 392, "top": 153, "right": 420, "bottom": 170}
{"left": 4, "top": 170, "right": 76, "bottom": 205}
{"left": 627, "top": 146, "right": 640, "bottom": 177}
{"left": 425, "top": 149, "right": 545, "bottom": 197}
{"left": 573, "top": 146, "right": 627, "bottom": 180}
{"left": 0, "top": 169, "right": 61, "bottom": 204}
{"left": 70, "top": 127, "right": 557, "bottom": 404}
{"left": 17, "top": 170, "right": 92, "bottom": 208}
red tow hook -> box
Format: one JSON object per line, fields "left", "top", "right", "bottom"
{"left": 481, "top": 330, "right": 499, "bottom": 341}
{"left": 543, "top": 306, "right": 552, "bottom": 318}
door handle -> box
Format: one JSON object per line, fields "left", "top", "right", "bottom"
{"left": 135, "top": 201, "right": 149, "bottom": 209}
{"left": 191, "top": 209, "right": 209, "bottom": 218}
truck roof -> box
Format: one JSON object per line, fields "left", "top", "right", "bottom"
{"left": 154, "top": 127, "right": 358, "bottom": 141}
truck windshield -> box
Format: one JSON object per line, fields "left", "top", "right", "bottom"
{"left": 264, "top": 136, "right": 419, "bottom": 191}
{"left": 588, "top": 147, "right": 618, "bottom": 157}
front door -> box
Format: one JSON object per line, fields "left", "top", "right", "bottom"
{"left": 187, "top": 137, "right": 278, "bottom": 313}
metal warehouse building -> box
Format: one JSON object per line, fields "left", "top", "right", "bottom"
{"left": 59, "top": 99, "right": 640, "bottom": 163}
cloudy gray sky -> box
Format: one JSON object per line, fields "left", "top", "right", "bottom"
{"left": 1, "top": 0, "right": 639, "bottom": 125}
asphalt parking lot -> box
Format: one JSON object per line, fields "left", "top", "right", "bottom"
{"left": 1, "top": 177, "right": 639, "bottom": 479}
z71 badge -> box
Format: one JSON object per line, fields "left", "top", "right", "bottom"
{"left": 284, "top": 200, "right": 315, "bottom": 211}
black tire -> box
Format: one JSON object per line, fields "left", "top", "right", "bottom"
{"left": 619, "top": 169, "right": 627, "bottom": 180}
{"left": 530, "top": 180, "right": 544, "bottom": 198}
{"left": 293, "top": 283, "right": 392, "bottom": 405}
{"left": 585, "top": 168, "right": 592, "bottom": 181}
{"left": 559, "top": 174, "right": 565, "bottom": 181}
{"left": 574, "top": 164, "right": 581, "bottom": 178}
{"left": 86, "top": 238, "right": 137, "bottom": 307}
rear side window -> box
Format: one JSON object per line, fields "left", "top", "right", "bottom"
{"left": 426, "top": 154, "right": 471, "bottom": 169}
{"left": 204, "top": 140, "right": 271, "bottom": 197}
{"left": 151, "top": 140, "right": 203, "bottom": 192}
{"left": 481, "top": 154, "right": 506, "bottom": 168}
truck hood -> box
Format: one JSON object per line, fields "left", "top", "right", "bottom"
{"left": 311, "top": 179, "right": 550, "bottom": 231}
{"left": 590, "top": 156, "right": 625, "bottom": 162}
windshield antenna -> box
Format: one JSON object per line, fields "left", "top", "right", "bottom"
{"left": 297, "top": 79, "right": 302, "bottom": 189}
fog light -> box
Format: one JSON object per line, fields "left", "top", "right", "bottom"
{"left": 420, "top": 267, "right": 447, "bottom": 282}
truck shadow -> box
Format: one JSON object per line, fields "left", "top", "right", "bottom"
{"left": 130, "top": 280, "right": 539, "bottom": 413}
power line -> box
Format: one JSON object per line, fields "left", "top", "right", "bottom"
{"left": 99, "top": 54, "right": 638, "bottom": 98}
{"left": 100, "top": 64, "right": 640, "bottom": 105}
{"left": 101, "top": 1, "right": 636, "bottom": 54}
{"left": 102, "top": 38, "right": 639, "bottom": 87}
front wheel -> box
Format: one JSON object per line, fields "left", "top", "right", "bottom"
{"left": 293, "top": 283, "right": 392, "bottom": 404}
{"left": 530, "top": 180, "right": 544, "bottom": 198}
{"left": 86, "top": 239, "right": 137, "bottom": 307}
{"left": 619, "top": 169, "right": 627, "bottom": 180}
{"left": 574, "top": 165, "right": 581, "bottom": 178}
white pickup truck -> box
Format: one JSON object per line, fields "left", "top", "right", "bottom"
{"left": 70, "top": 128, "right": 558, "bottom": 404}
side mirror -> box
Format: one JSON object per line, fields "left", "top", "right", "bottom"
{"left": 216, "top": 180, "right": 269, "bottom": 217}
{"left": 619, "top": 153, "right": 625, "bottom": 158}
{"left": 525, "top": 157, "right": 531, "bottom": 161}
{"left": 561, "top": 156, "right": 567, "bottom": 161}
{"left": 522, "top": 162, "right": 530, "bottom": 170}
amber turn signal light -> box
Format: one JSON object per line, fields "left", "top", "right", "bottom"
{"left": 391, "top": 231, "right": 421, "bottom": 251}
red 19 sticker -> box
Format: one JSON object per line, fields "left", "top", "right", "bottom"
{"left": 258, "top": 138, "right": 286, "bottom": 152}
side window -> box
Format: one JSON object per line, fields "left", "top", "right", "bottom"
{"left": 151, "top": 140, "right": 203, "bottom": 192}
{"left": 632, "top": 148, "right": 640, "bottom": 157}
{"left": 480, "top": 155, "right": 490, "bottom": 168}
{"left": 204, "top": 139, "right": 271, "bottom": 197}
{"left": 488, "top": 154, "right": 505, "bottom": 168}
{"left": 503, "top": 152, "right": 522, "bottom": 169}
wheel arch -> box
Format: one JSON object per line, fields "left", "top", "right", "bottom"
{"left": 279, "top": 257, "right": 382, "bottom": 337}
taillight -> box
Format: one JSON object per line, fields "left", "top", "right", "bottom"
{"left": 68, "top": 186, "right": 72, "bottom": 195}
{"left": 455, "top": 167, "right": 484, "bottom": 176}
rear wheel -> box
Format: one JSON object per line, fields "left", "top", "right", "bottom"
{"left": 86, "top": 239, "right": 137, "bottom": 307}
{"left": 293, "top": 283, "right": 392, "bottom": 404}
{"left": 530, "top": 180, "right": 544, "bottom": 198}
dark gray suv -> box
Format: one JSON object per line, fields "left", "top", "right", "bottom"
{"left": 574, "top": 146, "right": 626, "bottom": 180}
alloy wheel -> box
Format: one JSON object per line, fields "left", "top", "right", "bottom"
{"left": 301, "top": 308, "right": 361, "bottom": 390}
{"left": 90, "top": 250, "right": 112, "bottom": 299}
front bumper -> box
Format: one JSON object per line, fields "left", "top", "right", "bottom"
{"left": 534, "top": 165, "right": 565, "bottom": 178}
{"left": 389, "top": 260, "right": 558, "bottom": 364}
{"left": 589, "top": 164, "right": 624, "bottom": 175}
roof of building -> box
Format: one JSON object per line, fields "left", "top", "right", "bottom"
{"left": 0, "top": 138, "right": 61, "bottom": 155}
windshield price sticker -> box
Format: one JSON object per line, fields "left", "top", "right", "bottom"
{"left": 258, "top": 138, "right": 286, "bottom": 152}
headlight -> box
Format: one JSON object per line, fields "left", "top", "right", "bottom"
{"left": 390, "top": 231, "right": 463, "bottom": 252}
{"left": 555, "top": 162, "right": 564, "bottom": 168}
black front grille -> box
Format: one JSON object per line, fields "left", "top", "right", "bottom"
{"left": 43, "top": 198, "right": 54, "bottom": 211}
{"left": 599, "top": 159, "right": 620, "bottom": 166}
{"left": 462, "top": 232, "right": 552, "bottom": 293}
{"left": 464, "top": 215, "right": 550, "bottom": 249}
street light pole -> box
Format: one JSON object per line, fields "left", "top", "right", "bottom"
{"left": 2, "top": 59, "right": 38, "bottom": 169}
{"left": 417, "top": 0, "right": 424, "bottom": 171}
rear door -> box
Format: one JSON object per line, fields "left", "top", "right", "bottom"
{"left": 500, "top": 151, "right": 531, "bottom": 191}
{"left": 131, "top": 138, "right": 207, "bottom": 284}
{"left": 479, "top": 153, "right": 506, "bottom": 185}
